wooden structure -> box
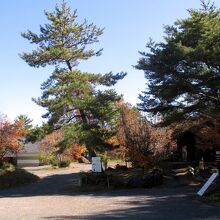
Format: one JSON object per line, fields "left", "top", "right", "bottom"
{"left": 17, "top": 142, "right": 39, "bottom": 167}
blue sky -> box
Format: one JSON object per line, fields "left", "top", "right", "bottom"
{"left": 1, "top": 0, "right": 219, "bottom": 126}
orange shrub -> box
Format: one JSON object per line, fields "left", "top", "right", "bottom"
{"left": 0, "top": 115, "right": 24, "bottom": 162}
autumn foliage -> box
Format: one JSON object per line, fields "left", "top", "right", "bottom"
{"left": 0, "top": 115, "right": 24, "bottom": 162}
{"left": 116, "top": 104, "right": 152, "bottom": 167}
{"left": 39, "top": 130, "right": 86, "bottom": 163}
{"left": 66, "top": 144, "right": 86, "bottom": 160}
{"left": 195, "top": 118, "right": 220, "bottom": 151}
{"left": 150, "top": 126, "right": 175, "bottom": 159}
{"left": 116, "top": 103, "right": 175, "bottom": 167}
{"left": 39, "top": 130, "right": 63, "bottom": 156}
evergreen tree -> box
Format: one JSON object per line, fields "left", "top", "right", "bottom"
{"left": 136, "top": 1, "right": 220, "bottom": 126}
{"left": 20, "top": 2, "right": 126, "bottom": 155}
{"left": 16, "top": 114, "right": 33, "bottom": 134}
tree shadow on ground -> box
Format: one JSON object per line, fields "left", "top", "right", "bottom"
{"left": 0, "top": 171, "right": 193, "bottom": 198}
{"left": 1, "top": 172, "right": 220, "bottom": 220}
{"left": 42, "top": 187, "right": 220, "bottom": 220}
{"left": 0, "top": 172, "right": 80, "bottom": 198}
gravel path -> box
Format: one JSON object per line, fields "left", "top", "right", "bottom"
{"left": 0, "top": 164, "right": 220, "bottom": 220}
{"left": 0, "top": 163, "right": 91, "bottom": 197}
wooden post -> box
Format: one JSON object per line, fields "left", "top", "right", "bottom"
{"left": 216, "top": 151, "right": 220, "bottom": 174}
{"left": 107, "top": 175, "right": 110, "bottom": 189}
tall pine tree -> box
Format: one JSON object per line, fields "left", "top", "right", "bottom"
{"left": 136, "top": 1, "right": 220, "bottom": 126}
{"left": 20, "top": 2, "right": 126, "bottom": 155}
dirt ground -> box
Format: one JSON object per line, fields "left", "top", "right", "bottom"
{"left": 0, "top": 163, "right": 220, "bottom": 220}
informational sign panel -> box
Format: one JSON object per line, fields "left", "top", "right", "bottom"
{"left": 197, "top": 172, "right": 219, "bottom": 196}
{"left": 92, "top": 157, "right": 102, "bottom": 172}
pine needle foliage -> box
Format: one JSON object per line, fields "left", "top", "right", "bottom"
{"left": 20, "top": 2, "right": 126, "bottom": 155}
{"left": 136, "top": 1, "right": 220, "bottom": 126}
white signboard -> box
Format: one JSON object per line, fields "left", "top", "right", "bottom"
{"left": 92, "top": 157, "right": 102, "bottom": 172}
{"left": 197, "top": 172, "right": 219, "bottom": 196}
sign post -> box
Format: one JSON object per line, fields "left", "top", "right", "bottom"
{"left": 216, "top": 151, "right": 220, "bottom": 173}
{"left": 197, "top": 150, "right": 220, "bottom": 197}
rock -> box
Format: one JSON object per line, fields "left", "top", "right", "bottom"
{"left": 78, "top": 156, "right": 91, "bottom": 164}
{"left": 142, "top": 174, "right": 154, "bottom": 187}
{"left": 127, "top": 175, "right": 143, "bottom": 188}
{"left": 110, "top": 175, "right": 127, "bottom": 187}
{"left": 81, "top": 172, "right": 106, "bottom": 185}
{"left": 142, "top": 169, "right": 163, "bottom": 187}
{"left": 115, "top": 164, "right": 128, "bottom": 170}
{"left": 153, "top": 172, "right": 163, "bottom": 186}
{"left": 106, "top": 167, "right": 114, "bottom": 171}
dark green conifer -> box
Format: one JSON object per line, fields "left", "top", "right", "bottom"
{"left": 136, "top": 1, "right": 220, "bottom": 125}
{"left": 21, "top": 2, "right": 126, "bottom": 155}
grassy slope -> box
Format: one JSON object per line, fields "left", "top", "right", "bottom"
{"left": 0, "top": 163, "right": 39, "bottom": 189}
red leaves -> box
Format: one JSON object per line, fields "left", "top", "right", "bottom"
{"left": 39, "top": 130, "right": 63, "bottom": 154}
{"left": 67, "top": 144, "right": 86, "bottom": 160}
{"left": 116, "top": 104, "right": 152, "bottom": 167}
{"left": 195, "top": 119, "right": 220, "bottom": 150}
{"left": 39, "top": 131, "right": 86, "bottom": 161}
{"left": 0, "top": 116, "right": 24, "bottom": 161}
{"left": 116, "top": 103, "right": 175, "bottom": 167}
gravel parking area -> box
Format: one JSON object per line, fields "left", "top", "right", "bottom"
{"left": 0, "top": 163, "right": 220, "bottom": 220}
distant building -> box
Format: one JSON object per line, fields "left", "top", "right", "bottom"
{"left": 3, "top": 151, "right": 17, "bottom": 165}
{"left": 3, "top": 142, "right": 40, "bottom": 167}
{"left": 17, "top": 142, "right": 40, "bottom": 167}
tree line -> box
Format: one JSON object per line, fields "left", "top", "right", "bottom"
{"left": 1, "top": 1, "right": 220, "bottom": 167}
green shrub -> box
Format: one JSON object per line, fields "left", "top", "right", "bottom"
{"left": 39, "top": 153, "right": 71, "bottom": 168}
{"left": 1, "top": 162, "right": 15, "bottom": 171}
{"left": 38, "top": 153, "right": 47, "bottom": 165}
{"left": 39, "top": 153, "right": 56, "bottom": 165}
{"left": 58, "top": 160, "right": 70, "bottom": 168}
{"left": 50, "top": 158, "right": 60, "bottom": 167}
{"left": 100, "top": 153, "right": 110, "bottom": 170}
